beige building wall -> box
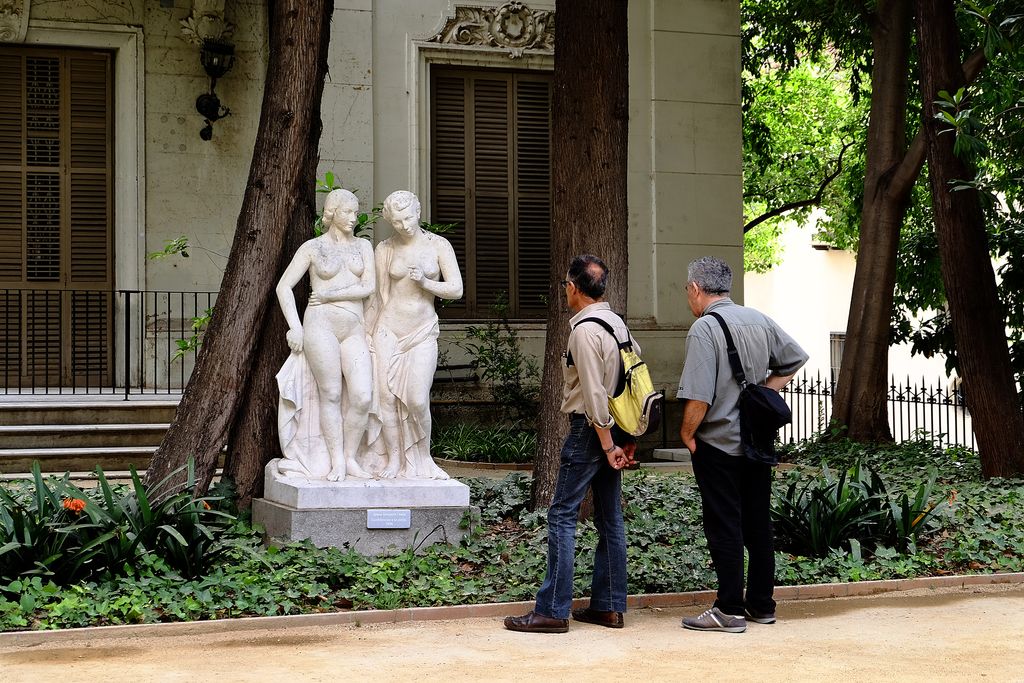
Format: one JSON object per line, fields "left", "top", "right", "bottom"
{"left": 320, "top": 0, "right": 375, "bottom": 217}
{"left": 143, "top": 1, "right": 267, "bottom": 292}
{"left": 627, "top": 0, "right": 743, "bottom": 386}
{"left": 11, "top": 0, "right": 742, "bottom": 392}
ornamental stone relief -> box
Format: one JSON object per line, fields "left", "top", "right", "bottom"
{"left": 427, "top": 1, "right": 554, "bottom": 59}
{"left": 0, "top": 0, "right": 29, "bottom": 43}
{"left": 180, "top": 0, "right": 234, "bottom": 47}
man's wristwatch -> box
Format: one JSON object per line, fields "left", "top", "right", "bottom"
{"left": 603, "top": 444, "right": 617, "bottom": 453}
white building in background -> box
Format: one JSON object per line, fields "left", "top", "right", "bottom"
{"left": 744, "top": 218, "right": 978, "bottom": 448}
{"left": 744, "top": 217, "right": 951, "bottom": 385}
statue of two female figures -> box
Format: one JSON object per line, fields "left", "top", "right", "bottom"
{"left": 274, "top": 189, "right": 464, "bottom": 482}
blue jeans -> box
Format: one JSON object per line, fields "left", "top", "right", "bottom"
{"left": 534, "top": 415, "right": 628, "bottom": 619}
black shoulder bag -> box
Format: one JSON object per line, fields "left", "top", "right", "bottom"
{"left": 706, "top": 312, "right": 791, "bottom": 466}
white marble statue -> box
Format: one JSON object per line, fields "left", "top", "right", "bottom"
{"left": 275, "top": 188, "right": 377, "bottom": 481}
{"left": 366, "top": 190, "right": 464, "bottom": 479}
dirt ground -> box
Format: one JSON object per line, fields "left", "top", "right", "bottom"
{"left": 2, "top": 584, "right": 1023, "bottom": 682}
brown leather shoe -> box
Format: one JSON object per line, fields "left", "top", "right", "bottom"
{"left": 571, "top": 606, "right": 624, "bottom": 629}
{"left": 503, "top": 610, "right": 569, "bottom": 633}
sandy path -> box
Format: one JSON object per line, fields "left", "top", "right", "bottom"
{"left": 2, "top": 585, "right": 1023, "bottom": 682}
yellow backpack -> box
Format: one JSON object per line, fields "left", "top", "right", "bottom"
{"left": 571, "top": 316, "right": 663, "bottom": 437}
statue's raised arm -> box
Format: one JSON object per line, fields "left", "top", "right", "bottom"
{"left": 369, "top": 190, "right": 463, "bottom": 479}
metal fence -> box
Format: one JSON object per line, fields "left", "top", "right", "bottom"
{"left": 122, "top": 289, "right": 217, "bottom": 397}
{"left": 1, "top": 288, "right": 216, "bottom": 397}
{"left": 0, "top": 294, "right": 980, "bottom": 450}
{"left": 780, "top": 371, "right": 974, "bottom": 450}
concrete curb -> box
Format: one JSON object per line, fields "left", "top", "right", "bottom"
{"left": 2, "top": 571, "right": 1022, "bottom": 647}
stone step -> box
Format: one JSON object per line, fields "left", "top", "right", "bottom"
{"left": 652, "top": 447, "right": 691, "bottom": 463}
{"left": 0, "top": 399, "right": 179, "bottom": 426}
{"left": 0, "top": 423, "right": 170, "bottom": 449}
{"left": 0, "top": 445, "right": 158, "bottom": 474}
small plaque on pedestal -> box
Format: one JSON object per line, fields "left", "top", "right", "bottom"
{"left": 367, "top": 509, "right": 412, "bottom": 529}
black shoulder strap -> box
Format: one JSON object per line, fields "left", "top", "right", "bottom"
{"left": 706, "top": 311, "right": 748, "bottom": 389}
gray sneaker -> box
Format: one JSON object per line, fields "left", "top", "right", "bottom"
{"left": 745, "top": 607, "right": 776, "bottom": 624}
{"left": 681, "top": 607, "right": 747, "bottom": 633}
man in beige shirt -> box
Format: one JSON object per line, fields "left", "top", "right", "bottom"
{"left": 505, "top": 254, "right": 634, "bottom": 634}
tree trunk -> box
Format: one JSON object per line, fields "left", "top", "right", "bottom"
{"left": 830, "top": 3, "right": 990, "bottom": 442}
{"left": 830, "top": 0, "right": 916, "bottom": 442}
{"left": 531, "top": 0, "right": 629, "bottom": 510}
{"left": 915, "top": 0, "right": 1024, "bottom": 478}
{"left": 146, "top": 0, "right": 334, "bottom": 492}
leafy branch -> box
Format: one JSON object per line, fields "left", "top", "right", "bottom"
{"left": 743, "top": 140, "right": 854, "bottom": 234}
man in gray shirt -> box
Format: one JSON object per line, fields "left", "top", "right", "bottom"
{"left": 677, "top": 256, "right": 807, "bottom": 633}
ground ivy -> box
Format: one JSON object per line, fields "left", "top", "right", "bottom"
{"left": 3, "top": 440, "right": 1024, "bottom": 632}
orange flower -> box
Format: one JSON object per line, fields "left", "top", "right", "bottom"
{"left": 62, "top": 498, "right": 86, "bottom": 513}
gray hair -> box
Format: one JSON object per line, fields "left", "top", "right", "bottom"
{"left": 687, "top": 256, "right": 732, "bottom": 295}
{"left": 381, "top": 190, "right": 421, "bottom": 221}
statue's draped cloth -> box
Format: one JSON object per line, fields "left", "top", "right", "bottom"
{"left": 366, "top": 240, "right": 438, "bottom": 475}
{"left": 276, "top": 348, "right": 382, "bottom": 478}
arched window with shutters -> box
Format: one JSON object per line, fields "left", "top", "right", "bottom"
{"left": 0, "top": 46, "right": 113, "bottom": 389}
{"left": 430, "top": 67, "right": 551, "bottom": 320}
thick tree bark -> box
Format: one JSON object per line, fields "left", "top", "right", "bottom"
{"left": 915, "top": 0, "right": 1024, "bottom": 478}
{"left": 828, "top": 8, "right": 986, "bottom": 442}
{"left": 531, "top": 0, "right": 629, "bottom": 510}
{"left": 147, "top": 0, "right": 334, "bottom": 492}
{"left": 830, "top": 4, "right": 989, "bottom": 442}
{"left": 829, "top": 0, "right": 915, "bottom": 442}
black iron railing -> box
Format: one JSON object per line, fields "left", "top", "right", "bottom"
{"left": 0, "top": 294, "right": 980, "bottom": 450}
{"left": 120, "top": 289, "right": 217, "bottom": 398}
{"left": 780, "top": 371, "right": 974, "bottom": 450}
{"left": 1, "top": 288, "right": 216, "bottom": 397}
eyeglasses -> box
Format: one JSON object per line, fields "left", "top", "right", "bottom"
{"left": 559, "top": 279, "right": 570, "bottom": 288}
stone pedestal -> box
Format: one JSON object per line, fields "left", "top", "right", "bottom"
{"left": 251, "top": 462, "right": 475, "bottom": 556}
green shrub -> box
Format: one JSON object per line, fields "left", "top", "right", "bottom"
{"left": 0, "top": 459, "right": 234, "bottom": 585}
{"left": 456, "top": 294, "right": 540, "bottom": 424}
{"left": 0, "top": 464, "right": 104, "bottom": 584}
{"left": 4, "top": 453, "right": 1024, "bottom": 633}
{"left": 90, "top": 460, "right": 236, "bottom": 578}
{"left": 772, "top": 462, "right": 945, "bottom": 557}
{"left": 779, "top": 435, "right": 981, "bottom": 483}
{"left": 431, "top": 423, "right": 536, "bottom": 464}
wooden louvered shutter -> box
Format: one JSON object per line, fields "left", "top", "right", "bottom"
{"left": 472, "top": 76, "right": 512, "bottom": 313}
{"left": 431, "top": 68, "right": 551, "bottom": 319}
{"left": 23, "top": 54, "right": 62, "bottom": 384}
{"left": 432, "top": 74, "right": 469, "bottom": 317}
{"left": 68, "top": 52, "right": 112, "bottom": 386}
{"left": 0, "top": 47, "right": 112, "bottom": 388}
{"left": 0, "top": 52, "right": 24, "bottom": 382}
{"left": 514, "top": 76, "right": 551, "bottom": 317}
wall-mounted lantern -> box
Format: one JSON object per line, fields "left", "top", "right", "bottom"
{"left": 180, "top": 0, "right": 235, "bottom": 141}
{"left": 195, "top": 39, "right": 234, "bottom": 140}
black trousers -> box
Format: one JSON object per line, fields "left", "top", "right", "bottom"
{"left": 691, "top": 438, "right": 776, "bottom": 616}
